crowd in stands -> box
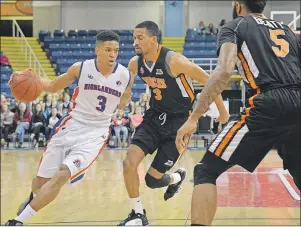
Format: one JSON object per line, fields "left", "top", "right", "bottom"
{"left": 195, "top": 19, "right": 226, "bottom": 36}
{"left": 1, "top": 91, "right": 150, "bottom": 149}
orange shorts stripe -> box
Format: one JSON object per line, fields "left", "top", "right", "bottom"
{"left": 213, "top": 90, "right": 261, "bottom": 156}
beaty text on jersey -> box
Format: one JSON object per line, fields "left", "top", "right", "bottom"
{"left": 253, "top": 17, "right": 284, "bottom": 29}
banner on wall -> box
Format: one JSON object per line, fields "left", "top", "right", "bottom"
{"left": 1, "top": 0, "right": 32, "bottom": 19}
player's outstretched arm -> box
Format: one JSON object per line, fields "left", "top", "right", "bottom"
{"left": 118, "top": 57, "right": 138, "bottom": 110}
{"left": 169, "top": 52, "right": 229, "bottom": 123}
{"left": 41, "top": 62, "right": 81, "bottom": 93}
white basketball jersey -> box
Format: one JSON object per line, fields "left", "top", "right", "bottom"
{"left": 69, "top": 59, "right": 130, "bottom": 127}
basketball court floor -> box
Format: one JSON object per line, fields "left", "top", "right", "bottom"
{"left": 1, "top": 148, "right": 300, "bottom": 225}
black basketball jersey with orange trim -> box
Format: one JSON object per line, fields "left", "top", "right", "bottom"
{"left": 137, "top": 45, "right": 195, "bottom": 115}
{"left": 217, "top": 15, "right": 301, "bottom": 92}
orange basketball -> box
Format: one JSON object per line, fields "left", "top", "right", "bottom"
{"left": 9, "top": 69, "right": 43, "bottom": 103}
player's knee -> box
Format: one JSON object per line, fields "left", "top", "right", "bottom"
{"left": 53, "top": 165, "right": 71, "bottom": 187}
{"left": 122, "top": 159, "right": 136, "bottom": 173}
{"left": 193, "top": 163, "right": 219, "bottom": 186}
{"left": 145, "top": 173, "right": 171, "bottom": 189}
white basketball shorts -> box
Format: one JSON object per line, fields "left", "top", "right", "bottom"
{"left": 37, "top": 114, "right": 109, "bottom": 185}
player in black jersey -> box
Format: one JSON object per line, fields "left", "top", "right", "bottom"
{"left": 117, "top": 21, "right": 230, "bottom": 226}
{"left": 176, "top": 0, "right": 301, "bottom": 225}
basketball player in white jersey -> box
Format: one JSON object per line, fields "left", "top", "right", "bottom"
{"left": 5, "top": 31, "right": 133, "bottom": 226}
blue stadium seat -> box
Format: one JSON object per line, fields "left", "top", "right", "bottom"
{"left": 0, "top": 83, "right": 10, "bottom": 91}
{"left": 119, "top": 30, "right": 133, "bottom": 36}
{"left": 48, "top": 43, "right": 61, "bottom": 53}
{"left": 72, "top": 51, "right": 82, "bottom": 58}
{"left": 205, "top": 50, "right": 216, "bottom": 58}
{"left": 56, "top": 59, "right": 68, "bottom": 65}
{"left": 67, "top": 59, "right": 78, "bottom": 65}
{"left": 0, "top": 66, "right": 12, "bottom": 74}
{"left": 1, "top": 74, "right": 10, "bottom": 83}
{"left": 117, "top": 59, "right": 129, "bottom": 66}
{"left": 43, "top": 37, "right": 54, "bottom": 48}
{"left": 65, "top": 36, "right": 77, "bottom": 44}
{"left": 206, "top": 35, "right": 216, "bottom": 42}
{"left": 60, "top": 43, "right": 71, "bottom": 51}
{"left": 88, "top": 30, "right": 98, "bottom": 36}
{"left": 134, "top": 76, "right": 144, "bottom": 84}
{"left": 76, "top": 36, "right": 87, "bottom": 43}
{"left": 194, "top": 42, "right": 206, "bottom": 49}
{"left": 51, "top": 51, "right": 63, "bottom": 62}
{"left": 39, "top": 30, "right": 51, "bottom": 42}
{"left": 78, "top": 30, "right": 88, "bottom": 37}
{"left": 68, "top": 30, "right": 78, "bottom": 37}
{"left": 86, "top": 36, "right": 96, "bottom": 43}
{"left": 132, "top": 83, "right": 146, "bottom": 90}
{"left": 205, "top": 42, "right": 217, "bottom": 50}
{"left": 70, "top": 43, "right": 82, "bottom": 50}
{"left": 183, "top": 50, "right": 195, "bottom": 58}
{"left": 81, "top": 43, "right": 94, "bottom": 50}
{"left": 53, "top": 29, "right": 65, "bottom": 37}
{"left": 53, "top": 36, "right": 65, "bottom": 43}
{"left": 120, "top": 43, "right": 133, "bottom": 50}
{"left": 184, "top": 43, "right": 194, "bottom": 50}
{"left": 195, "top": 50, "right": 206, "bottom": 58}
{"left": 185, "top": 36, "right": 195, "bottom": 42}
{"left": 82, "top": 51, "right": 94, "bottom": 58}
{"left": 195, "top": 35, "right": 206, "bottom": 42}
{"left": 59, "top": 66, "right": 69, "bottom": 74}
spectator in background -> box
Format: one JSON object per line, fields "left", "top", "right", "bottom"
{"left": 30, "top": 103, "right": 45, "bottom": 147}
{"left": 207, "top": 23, "right": 218, "bottom": 35}
{"left": 218, "top": 19, "right": 226, "bottom": 33}
{"left": 56, "top": 91, "right": 63, "bottom": 109}
{"left": 1, "top": 94, "right": 7, "bottom": 110}
{"left": 13, "top": 102, "right": 31, "bottom": 148}
{"left": 30, "top": 97, "right": 41, "bottom": 115}
{"left": 42, "top": 93, "right": 52, "bottom": 118}
{"left": 112, "top": 109, "right": 129, "bottom": 148}
{"left": 1, "top": 104, "right": 14, "bottom": 147}
{"left": 60, "top": 93, "right": 72, "bottom": 116}
{"left": 135, "top": 93, "right": 149, "bottom": 115}
{"left": 130, "top": 105, "right": 143, "bottom": 132}
{"left": 196, "top": 21, "right": 207, "bottom": 35}
{"left": 124, "top": 99, "right": 135, "bottom": 117}
{"left": 45, "top": 107, "right": 62, "bottom": 143}
{"left": 0, "top": 52, "right": 11, "bottom": 68}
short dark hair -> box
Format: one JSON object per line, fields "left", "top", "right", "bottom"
{"left": 240, "top": 0, "right": 267, "bottom": 13}
{"left": 96, "top": 30, "right": 120, "bottom": 43}
{"left": 135, "top": 21, "right": 159, "bottom": 37}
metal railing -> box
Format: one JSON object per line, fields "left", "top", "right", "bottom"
{"left": 12, "top": 19, "right": 47, "bottom": 77}
{"left": 188, "top": 57, "right": 246, "bottom": 108}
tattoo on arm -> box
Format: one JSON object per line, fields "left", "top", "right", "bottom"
{"left": 193, "top": 71, "right": 231, "bottom": 119}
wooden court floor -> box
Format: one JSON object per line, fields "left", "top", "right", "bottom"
{"left": 1, "top": 148, "right": 300, "bottom": 226}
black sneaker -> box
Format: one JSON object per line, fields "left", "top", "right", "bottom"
{"left": 164, "top": 168, "right": 186, "bottom": 201}
{"left": 17, "top": 192, "right": 34, "bottom": 215}
{"left": 118, "top": 209, "right": 149, "bottom": 226}
{"left": 5, "top": 219, "right": 23, "bottom": 226}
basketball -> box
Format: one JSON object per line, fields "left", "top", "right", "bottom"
{"left": 9, "top": 69, "right": 43, "bottom": 103}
